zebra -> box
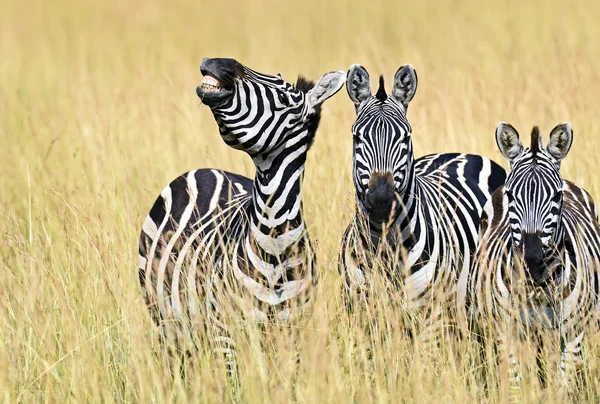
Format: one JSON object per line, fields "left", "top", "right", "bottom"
{"left": 137, "top": 57, "right": 345, "bottom": 387}
{"left": 466, "top": 122, "right": 600, "bottom": 393}
{"left": 338, "top": 63, "right": 506, "bottom": 343}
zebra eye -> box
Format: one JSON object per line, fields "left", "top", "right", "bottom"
{"left": 353, "top": 134, "right": 362, "bottom": 144}
{"left": 277, "top": 91, "right": 290, "bottom": 106}
{"left": 552, "top": 190, "right": 563, "bottom": 201}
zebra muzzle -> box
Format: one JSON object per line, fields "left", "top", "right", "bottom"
{"left": 196, "top": 57, "right": 238, "bottom": 107}
{"left": 520, "top": 232, "right": 547, "bottom": 284}
{"left": 365, "top": 172, "right": 397, "bottom": 223}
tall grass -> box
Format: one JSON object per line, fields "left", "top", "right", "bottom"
{"left": 2, "top": 0, "right": 600, "bottom": 401}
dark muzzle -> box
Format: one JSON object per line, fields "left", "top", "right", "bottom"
{"left": 196, "top": 58, "right": 241, "bottom": 107}
{"left": 364, "top": 172, "right": 397, "bottom": 223}
{"left": 521, "top": 232, "right": 545, "bottom": 283}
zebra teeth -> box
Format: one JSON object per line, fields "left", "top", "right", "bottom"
{"left": 201, "top": 75, "right": 223, "bottom": 92}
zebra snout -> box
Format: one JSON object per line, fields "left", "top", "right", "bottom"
{"left": 521, "top": 232, "right": 545, "bottom": 282}
{"left": 200, "top": 57, "right": 240, "bottom": 85}
{"left": 365, "top": 172, "right": 397, "bottom": 223}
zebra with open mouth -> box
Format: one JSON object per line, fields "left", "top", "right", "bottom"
{"left": 138, "top": 57, "right": 345, "bottom": 390}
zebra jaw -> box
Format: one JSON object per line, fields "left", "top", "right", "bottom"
{"left": 196, "top": 74, "right": 233, "bottom": 106}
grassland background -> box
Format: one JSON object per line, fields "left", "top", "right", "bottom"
{"left": 2, "top": 0, "right": 600, "bottom": 402}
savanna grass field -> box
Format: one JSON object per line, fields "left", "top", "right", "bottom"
{"left": 3, "top": 0, "right": 600, "bottom": 402}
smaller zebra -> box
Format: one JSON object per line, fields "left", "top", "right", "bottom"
{"left": 466, "top": 122, "right": 600, "bottom": 393}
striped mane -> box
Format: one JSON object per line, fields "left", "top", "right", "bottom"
{"left": 375, "top": 76, "right": 387, "bottom": 102}
{"left": 296, "top": 75, "right": 321, "bottom": 149}
{"left": 530, "top": 126, "right": 541, "bottom": 158}
{"left": 295, "top": 76, "right": 315, "bottom": 93}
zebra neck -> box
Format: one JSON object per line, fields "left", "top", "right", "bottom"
{"left": 247, "top": 141, "right": 309, "bottom": 259}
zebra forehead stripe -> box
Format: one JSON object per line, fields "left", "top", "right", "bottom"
{"left": 375, "top": 75, "right": 387, "bottom": 102}
{"left": 530, "top": 126, "right": 541, "bottom": 157}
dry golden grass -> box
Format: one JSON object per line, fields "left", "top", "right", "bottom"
{"left": 2, "top": 0, "right": 600, "bottom": 402}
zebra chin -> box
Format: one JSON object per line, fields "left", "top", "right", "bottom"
{"left": 365, "top": 203, "right": 399, "bottom": 225}
{"left": 196, "top": 84, "right": 233, "bottom": 107}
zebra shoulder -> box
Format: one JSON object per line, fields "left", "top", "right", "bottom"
{"left": 474, "top": 186, "right": 511, "bottom": 263}
{"left": 563, "top": 180, "right": 599, "bottom": 221}
{"left": 480, "top": 186, "right": 506, "bottom": 234}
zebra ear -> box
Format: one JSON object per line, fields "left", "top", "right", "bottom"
{"left": 346, "top": 64, "right": 372, "bottom": 110}
{"left": 547, "top": 122, "right": 573, "bottom": 162}
{"left": 495, "top": 122, "right": 523, "bottom": 161}
{"left": 391, "top": 64, "right": 418, "bottom": 109}
{"left": 305, "top": 70, "right": 346, "bottom": 115}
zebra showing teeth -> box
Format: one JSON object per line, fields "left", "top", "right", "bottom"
{"left": 200, "top": 75, "right": 223, "bottom": 92}
{"left": 138, "top": 57, "right": 345, "bottom": 391}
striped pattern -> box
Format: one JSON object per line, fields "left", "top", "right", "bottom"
{"left": 466, "top": 123, "right": 600, "bottom": 392}
{"left": 339, "top": 64, "right": 506, "bottom": 343}
{"left": 137, "top": 58, "right": 344, "bottom": 384}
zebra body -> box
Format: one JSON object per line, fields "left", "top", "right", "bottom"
{"left": 138, "top": 58, "right": 345, "bottom": 380}
{"left": 466, "top": 123, "right": 600, "bottom": 391}
{"left": 339, "top": 64, "right": 506, "bottom": 339}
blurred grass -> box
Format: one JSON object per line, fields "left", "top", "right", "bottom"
{"left": 2, "top": 0, "right": 600, "bottom": 402}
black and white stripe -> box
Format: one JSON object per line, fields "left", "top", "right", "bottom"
{"left": 138, "top": 58, "right": 345, "bottom": 383}
{"left": 466, "top": 122, "right": 600, "bottom": 393}
{"left": 338, "top": 64, "right": 506, "bottom": 342}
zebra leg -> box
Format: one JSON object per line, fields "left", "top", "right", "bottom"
{"left": 534, "top": 332, "right": 547, "bottom": 388}
{"left": 496, "top": 331, "right": 522, "bottom": 401}
{"left": 175, "top": 349, "right": 196, "bottom": 390}
{"left": 206, "top": 279, "right": 242, "bottom": 401}
{"left": 470, "top": 320, "right": 492, "bottom": 398}
{"left": 559, "top": 328, "right": 585, "bottom": 393}
{"left": 418, "top": 301, "right": 445, "bottom": 353}
{"left": 153, "top": 326, "right": 199, "bottom": 391}
{"left": 290, "top": 332, "right": 303, "bottom": 401}
{"left": 213, "top": 329, "right": 241, "bottom": 402}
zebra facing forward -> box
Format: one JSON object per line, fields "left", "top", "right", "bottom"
{"left": 338, "top": 64, "right": 506, "bottom": 342}
{"left": 466, "top": 123, "right": 600, "bottom": 393}
{"left": 138, "top": 58, "right": 345, "bottom": 383}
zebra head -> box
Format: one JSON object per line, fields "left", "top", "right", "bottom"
{"left": 196, "top": 58, "right": 346, "bottom": 156}
{"left": 496, "top": 122, "right": 573, "bottom": 283}
{"left": 346, "top": 64, "right": 418, "bottom": 224}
